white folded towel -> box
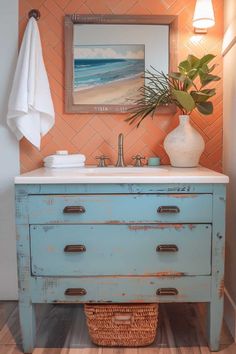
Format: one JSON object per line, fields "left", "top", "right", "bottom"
{"left": 43, "top": 154, "right": 86, "bottom": 164}
{"left": 7, "top": 17, "right": 55, "bottom": 149}
{"left": 44, "top": 162, "right": 85, "bottom": 169}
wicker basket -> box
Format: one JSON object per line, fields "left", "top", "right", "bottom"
{"left": 84, "top": 303, "right": 158, "bottom": 347}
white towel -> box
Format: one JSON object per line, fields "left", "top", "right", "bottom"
{"left": 44, "top": 162, "right": 85, "bottom": 169}
{"left": 7, "top": 17, "right": 54, "bottom": 149}
{"left": 43, "top": 154, "right": 86, "bottom": 164}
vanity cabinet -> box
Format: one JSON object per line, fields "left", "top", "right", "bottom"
{"left": 15, "top": 180, "right": 226, "bottom": 353}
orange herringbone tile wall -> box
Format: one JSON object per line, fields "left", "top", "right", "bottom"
{"left": 19, "top": 0, "right": 223, "bottom": 173}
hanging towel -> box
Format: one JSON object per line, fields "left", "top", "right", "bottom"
{"left": 7, "top": 17, "right": 54, "bottom": 149}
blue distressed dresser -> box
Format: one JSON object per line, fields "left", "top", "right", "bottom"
{"left": 15, "top": 166, "right": 229, "bottom": 353}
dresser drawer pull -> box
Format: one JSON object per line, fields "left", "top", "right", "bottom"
{"left": 65, "top": 288, "right": 87, "bottom": 296}
{"left": 63, "top": 206, "right": 86, "bottom": 214}
{"left": 157, "top": 206, "right": 180, "bottom": 214}
{"left": 64, "top": 245, "right": 86, "bottom": 253}
{"left": 156, "top": 244, "right": 179, "bottom": 252}
{"left": 156, "top": 288, "right": 178, "bottom": 296}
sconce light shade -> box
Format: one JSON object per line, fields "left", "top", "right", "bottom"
{"left": 193, "top": 0, "right": 215, "bottom": 30}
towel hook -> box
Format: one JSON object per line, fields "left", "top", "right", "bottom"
{"left": 28, "top": 9, "right": 40, "bottom": 21}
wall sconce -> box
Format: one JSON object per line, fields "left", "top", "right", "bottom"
{"left": 193, "top": 0, "right": 215, "bottom": 34}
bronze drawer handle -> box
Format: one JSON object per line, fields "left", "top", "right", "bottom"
{"left": 157, "top": 206, "right": 180, "bottom": 214}
{"left": 63, "top": 206, "right": 86, "bottom": 214}
{"left": 156, "top": 288, "right": 178, "bottom": 296}
{"left": 156, "top": 244, "right": 179, "bottom": 252}
{"left": 65, "top": 288, "right": 87, "bottom": 296}
{"left": 64, "top": 245, "right": 86, "bottom": 253}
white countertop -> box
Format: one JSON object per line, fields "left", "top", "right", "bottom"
{"left": 14, "top": 165, "right": 229, "bottom": 184}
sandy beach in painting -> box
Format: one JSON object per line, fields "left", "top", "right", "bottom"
{"left": 73, "top": 75, "right": 143, "bottom": 105}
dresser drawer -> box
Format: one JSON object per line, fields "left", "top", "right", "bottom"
{"left": 30, "top": 224, "right": 211, "bottom": 276}
{"left": 31, "top": 276, "right": 211, "bottom": 303}
{"left": 28, "top": 194, "right": 212, "bottom": 224}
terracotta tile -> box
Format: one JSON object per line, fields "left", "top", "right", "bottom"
{"left": 48, "top": 75, "right": 64, "bottom": 100}
{"left": 55, "top": 0, "right": 72, "bottom": 10}
{"left": 40, "top": 132, "right": 53, "bottom": 150}
{"left": 90, "top": 117, "right": 113, "bottom": 140}
{"left": 44, "top": 57, "right": 64, "bottom": 84}
{"left": 40, "top": 140, "right": 62, "bottom": 157}
{"left": 79, "top": 134, "right": 104, "bottom": 158}
{"left": 112, "top": 0, "right": 138, "bottom": 14}
{"left": 43, "top": 11, "right": 63, "bottom": 38}
{"left": 64, "top": 0, "right": 88, "bottom": 13}
{"left": 105, "top": 0, "right": 123, "bottom": 12}
{"left": 73, "top": 3, "right": 93, "bottom": 15}
{"left": 71, "top": 124, "right": 96, "bottom": 149}
{"left": 207, "top": 147, "right": 222, "bottom": 165}
{"left": 43, "top": 46, "right": 63, "bottom": 73}
{"left": 139, "top": 0, "right": 167, "bottom": 14}
{"left": 40, "top": 26, "right": 60, "bottom": 48}
{"left": 56, "top": 115, "right": 77, "bottom": 140}
{"left": 126, "top": 3, "right": 150, "bottom": 15}
{"left": 86, "top": 0, "right": 111, "bottom": 14}
{"left": 44, "top": 0, "right": 65, "bottom": 19}
{"left": 162, "top": 0, "right": 179, "bottom": 9}
{"left": 124, "top": 126, "right": 145, "bottom": 150}
{"left": 205, "top": 131, "right": 223, "bottom": 155}
{"left": 66, "top": 115, "right": 92, "bottom": 132}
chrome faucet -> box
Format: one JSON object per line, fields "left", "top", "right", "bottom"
{"left": 115, "top": 133, "right": 126, "bottom": 167}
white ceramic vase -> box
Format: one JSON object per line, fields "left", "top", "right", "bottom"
{"left": 163, "top": 115, "right": 205, "bottom": 167}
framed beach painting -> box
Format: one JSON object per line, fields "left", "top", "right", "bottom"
{"left": 73, "top": 44, "right": 145, "bottom": 106}
{"left": 64, "top": 15, "right": 178, "bottom": 113}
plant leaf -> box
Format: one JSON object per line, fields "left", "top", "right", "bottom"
{"left": 200, "top": 72, "right": 221, "bottom": 87}
{"left": 172, "top": 89, "right": 195, "bottom": 112}
{"left": 183, "top": 77, "right": 193, "bottom": 91}
{"left": 199, "top": 54, "right": 215, "bottom": 67}
{"left": 178, "top": 60, "right": 191, "bottom": 73}
{"left": 187, "top": 68, "right": 198, "bottom": 79}
{"left": 187, "top": 55, "right": 200, "bottom": 68}
{"left": 201, "top": 88, "right": 216, "bottom": 97}
{"left": 190, "top": 91, "right": 211, "bottom": 103}
{"left": 169, "top": 72, "right": 186, "bottom": 81}
{"left": 196, "top": 101, "right": 213, "bottom": 115}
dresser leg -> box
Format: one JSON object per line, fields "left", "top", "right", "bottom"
{"left": 207, "top": 299, "right": 223, "bottom": 351}
{"left": 19, "top": 301, "right": 36, "bottom": 353}
{"left": 207, "top": 184, "right": 226, "bottom": 351}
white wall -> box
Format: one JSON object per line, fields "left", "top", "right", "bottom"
{"left": 0, "top": 0, "right": 19, "bottom": 299}
{"left": 223, "top": 0, "right": 236, "bottom": 341}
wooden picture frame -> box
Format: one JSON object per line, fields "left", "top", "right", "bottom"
{"left": 64, "top": 14, "right": 178, "bottom": 114}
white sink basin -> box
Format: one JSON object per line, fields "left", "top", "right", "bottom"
{"left": 75, "top": 166, "right": 168, "bottom": 175}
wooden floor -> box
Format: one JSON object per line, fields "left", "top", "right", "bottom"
{"left": 0, "top": 302, "right": 235, "bottom": 354}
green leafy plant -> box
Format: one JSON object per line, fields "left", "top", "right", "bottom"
{"left": 126, "top": 54, "right": 220, "bottom": 127}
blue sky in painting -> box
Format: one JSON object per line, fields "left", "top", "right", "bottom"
{"left": 74, "top": 44, "right": 145, "bottom": 60}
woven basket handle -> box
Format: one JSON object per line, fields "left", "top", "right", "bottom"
{"left": 112, "top": 312, "right": 133, "bottom": 325}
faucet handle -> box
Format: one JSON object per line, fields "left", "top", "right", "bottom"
{"left": 132, "top": 155, "right": 146, "bottom": 167}
{"left": 95, "top": 155, "right": 110, "bottom": 167}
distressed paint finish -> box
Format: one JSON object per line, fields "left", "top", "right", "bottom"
{"left": 30, "top": 224, "right": 212, "bottom": 276}
{"left": 15, "top": 182, "right": 226, "bottom": 353}
{"left": 31, "top": 276, "right": 212, "bottom": 304}
{"left": 20, "top": 183, "right": 214, "bottom": 194}
{"left": 16, "top": 220, "right": 36, "bottom": 352}
{"left": 207, "top": 184, "right": 226, "bottom": 351}
{"left": 28, "top": 193, "right": 213, "bottom": 224}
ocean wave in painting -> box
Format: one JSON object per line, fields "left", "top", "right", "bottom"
{"left": 73, "top": 58, "right": 144, "bottom": 91}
